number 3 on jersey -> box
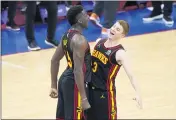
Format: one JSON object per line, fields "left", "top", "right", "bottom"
{"left": 92, "top": 61, "right": 98, "bottom": 72}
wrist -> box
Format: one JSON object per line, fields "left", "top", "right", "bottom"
{"left": 82, "top": 97, "right": 87, "bottom": 101}
{"left": 51, "top": 83, "right": 57, "bottom": 89}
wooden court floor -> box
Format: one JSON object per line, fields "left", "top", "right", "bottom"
{"left": 2, "top": 30, "right": 176, "bottom": 119}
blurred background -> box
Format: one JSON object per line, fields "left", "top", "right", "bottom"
{"left": 1, "top": 1, "right": 176, "bottom": 55}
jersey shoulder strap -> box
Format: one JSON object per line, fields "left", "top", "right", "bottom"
{"left": 109, "top": 44, "right": 125, "bottom": 65}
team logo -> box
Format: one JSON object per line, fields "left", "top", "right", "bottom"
{"left": 63, "top": 39, "right": 67, "bottom": 46}
{"left": 97, "top": 44, "right": 101, "bottom": 48}
{"left": 105, "top": 50, "right": 111, "bottom": 55}
{"left": 100, "top": 94, "right": 105, "bottom": 99}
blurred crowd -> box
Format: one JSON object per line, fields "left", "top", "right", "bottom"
{"left": 1, "top": 1, "right": 175, "bottom": 51}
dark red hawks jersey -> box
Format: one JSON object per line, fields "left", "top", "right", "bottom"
{"left": 91, "top": 39, "right": 125, "bottom": 91}
{"left": 61, "top": 29, "right": 92, "bottom": 83}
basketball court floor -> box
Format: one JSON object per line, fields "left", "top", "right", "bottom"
{"left": 1, "top": 3, "right": 176, "bottom": 119}
{"left": 2, "top": 30, "right": 176, "bottom": 119}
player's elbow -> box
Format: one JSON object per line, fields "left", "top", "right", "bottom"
{"left": 128, "top": 74, "right": 133, "bottom": 80}
{"left": 51, "top": 58, "right": 59, "bottom": 65}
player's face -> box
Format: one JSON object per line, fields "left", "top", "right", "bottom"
{"left": 78, "top": 10, "right": 89, "bottom": 28}
{"left": 109, "top": 22, "right": 124, "bottom": 40}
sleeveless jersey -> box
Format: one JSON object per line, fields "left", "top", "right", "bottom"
{"left": 61, "top": 29, "right": 92, "bottom": 82}
{"left": 91, "top": 39, "right": 125, "bottom": 91}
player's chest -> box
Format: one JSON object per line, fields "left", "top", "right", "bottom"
{"left": 92, "top": 47, "right": 113, "bottom": 65}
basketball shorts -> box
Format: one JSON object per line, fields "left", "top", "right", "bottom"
{"left": 87, "top": 84, "right": 117, "bottom": 120}
{"left": 56, "top": 69, "right": 88, "bottom": 120}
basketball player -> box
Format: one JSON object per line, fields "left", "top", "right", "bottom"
{"left": 87, "top": 20, "right": 143, "bottom": 120}
{"left": 49, "top": 5, "right": 91, "bottom": 119}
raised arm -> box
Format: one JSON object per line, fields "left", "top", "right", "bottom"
{"left": 116, "top": 50, "right": 143, "bottom": 109}
{"left": 50, "top": 43, "right": 64, "bottom": 98}
{"left": 72, "top": 34, "right": 90, "bottom": 110}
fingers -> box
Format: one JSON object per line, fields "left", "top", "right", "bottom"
{"left": 133, "top": 97, "right": 143, "bottom": 109}
{"left": 50, "top": 91, "right": 58, "bottom": 98}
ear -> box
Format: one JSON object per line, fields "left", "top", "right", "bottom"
{"left": 121, "top": 33, "right": 125, "bottom": 38}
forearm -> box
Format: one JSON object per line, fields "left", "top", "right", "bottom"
{"left": 129, "top": 76, "right": 140, "bottom": 95}
{"left": 74, "top": 70, "right": 87, "bottom": 99}
{"left": 51, "top": 60, "right": 60, "bottom": 88}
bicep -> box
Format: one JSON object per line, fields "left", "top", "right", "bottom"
{"left": 72, "top": 36, "right": 87, "bottom": 69}
{"left": 116, "top": 50, "right": 133, "bottom": 78}
{"left": 51, "top": 43, "right": 64, "bottom": 62}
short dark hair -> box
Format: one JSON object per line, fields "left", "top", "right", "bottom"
{"left": 67, "top": 5, "right": 83, "bottom": 26}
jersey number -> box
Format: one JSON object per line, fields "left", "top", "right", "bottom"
{"left": 66, "top": 51, "right": 72, "bottom": 68}
{"left": 92, "top": 62, "right": 98, "bottom": 72}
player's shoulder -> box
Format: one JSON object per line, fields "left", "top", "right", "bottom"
{"left": 72, "top": 34, "right": 88, "bottom": 50}
{"left": 115, "top": 48, "right": 127, "bottom": 62}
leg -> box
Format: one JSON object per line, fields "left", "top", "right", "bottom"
{"left": 87, "top": 87, "right": 97, "bottom": 120}
{"left": 97, "top": 1, "right": 118, "bottom": 40}
{"left": 103, "top": 1, "right": 118, "bottom": 29}
{"left": 56, "top": 74, "right": 65, "bottom": 120}
{"left": 152, "top": 1, "right": 162, "bottom": 15}
{"left": 45, "top": 1, "right": 58, "bottom": 47}
{"left": 7, "top": 1, "right": 17, "bottom": 25}
{"left": 89, "top": 1, "right": 104, "bottom": 28}
{"left": 163, "top": 1, "right": 174, "bottom": 25}
{"left": 93, "top": 1, "right": 104, "bottom": 16}
{"left": 62, "top": 77, "right": 85, "bottom": 120}
{"left": 6, "top": 1, "right": 20, "bottom": 30}
{"left": 88, "top": 89, "right": 117, "bottom": 120}
{"left": 25, "top": 1, "right": 40, "bottom": 50}
{"left": 163, "top": 1, "right": 173, "bottom": 16}
{"left": 25, "top": 1, "right": 36, "bottom": 44}
{"left": 143, "top": 1, "right": 163, "bottom": 22}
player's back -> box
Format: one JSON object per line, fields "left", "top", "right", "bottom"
{"left": 91, "top": 39, "right": 124, "bottom": 91}
{"left": 61, "top": 29, "right": 92, "bottom": 82}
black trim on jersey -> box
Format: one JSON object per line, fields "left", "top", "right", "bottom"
{"left": 94, "top": 38, "right": 107, "bottom": 49}
{"left": 109, "top": 45, "right": 125, "bottom": 65}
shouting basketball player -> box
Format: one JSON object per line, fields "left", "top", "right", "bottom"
{"left": 87, "top": 20, "right": 143, "bottom": 120}
{"left": 49, "top": 5, "right": 91, "bottom": 119}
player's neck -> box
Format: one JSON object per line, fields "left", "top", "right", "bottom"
{"left": 105, "top": 38, "right": 120, "bottom": 48}
{"left": 107, "top": 38, "right": 120, "bottom": 45}
{"left": 71, "top": 24, "right": 84, "bottom": 33}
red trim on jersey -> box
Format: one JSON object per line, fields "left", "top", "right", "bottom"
{"left": 106, "top": 64, "right": 121, "bottom": 119}
{"left": 114, "top": 92, "right": 117, "bottom": 119}
{"left": 68, "top": 29, "right": 81, "bottom": 34}
{"left": 94, "top": 39, "right": 106, "bottom": 49}
{"left": 74, "top": 84, "right": 78, "bottom": 119}
{"left": 109, "top": 50, "right": 121, "bottom": 65}
{"left": 106, "top": 65, "right": 116, "bottom": 119}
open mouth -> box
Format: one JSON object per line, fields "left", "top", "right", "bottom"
{"left": 110, "top": 31, "right": 114, "bottom": 35}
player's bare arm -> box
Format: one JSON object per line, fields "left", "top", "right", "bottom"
{"left": 72, "top": 34, "right": 91, "bottom": 110}
{"left": 115, "top": 49, "right": 143, "bottom": 109}
{"left": 50, "top": 44, "right": 64, "bottom": 98}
